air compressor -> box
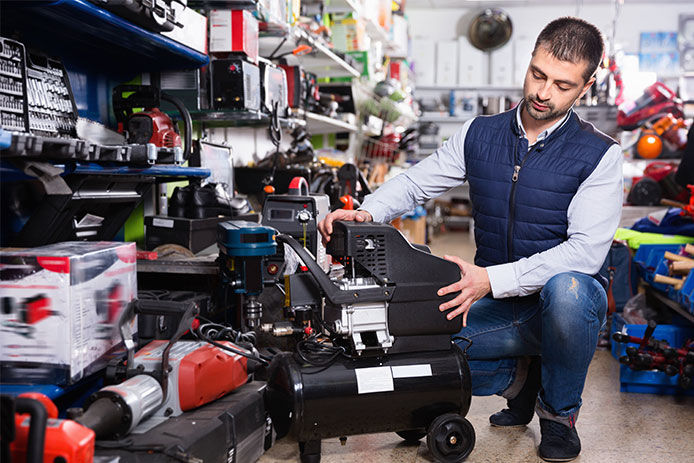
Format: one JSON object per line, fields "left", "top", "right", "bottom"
{"left": 264, "top": 221, "right": 476, "bottom": 463}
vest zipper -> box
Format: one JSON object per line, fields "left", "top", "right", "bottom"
{"left": 507, "top": 143, "right": 542, "bottom": 262}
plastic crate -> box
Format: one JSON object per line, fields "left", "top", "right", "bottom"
{"left": 610, "top": 313, "right": 694, "bottom": 395}
{"left": 632, "top": 244, "right": 683, "bottom": 292}
{"left": 677, "top": 268, "right": 694, "bottom": 315}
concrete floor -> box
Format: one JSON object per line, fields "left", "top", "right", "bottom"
{"left": 259, "top": 231, "right": 694, "bottom": 463}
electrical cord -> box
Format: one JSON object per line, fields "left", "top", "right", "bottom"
{"left": 296, "top": 312, "right": 352, "bottom": 368}
{"left": 263, "top": 101, "right": 283, "bottom": 187}
{"left": 161, "top": 92, "right": 192, "bottom": 161}
{"left": 193, "top": 318, "right": 271, "bottom": 366}
{"left": 296, "top": 335, "right": 348, "bottom": 368}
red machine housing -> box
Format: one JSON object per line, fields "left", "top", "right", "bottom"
{"left": 10, "top": 393, "right": 95, "bottom": 463}
{"left": 618, "top": 82, "right": 684, "bottom": 130}
{"left": 126, "top": 108, "right": 182, "bottom": 148}
{"left": 177, "top": 342, "right": 249, "bottom": 411}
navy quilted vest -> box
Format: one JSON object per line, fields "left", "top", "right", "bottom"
{"left": 464, "top": 108, "right": 616, "bottom": 267}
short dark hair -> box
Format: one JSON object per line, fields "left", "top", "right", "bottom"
{"left": 533, "top": 17, "right": 604, "bottom": 82}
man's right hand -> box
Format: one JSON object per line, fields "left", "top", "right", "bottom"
{"left": 318, "top": 209, "right": 373, "bottom": 243}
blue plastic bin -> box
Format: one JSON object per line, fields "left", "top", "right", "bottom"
{"left": 610, "top": 313, "right": 694, "bottom": 395}
{"left": 633, "top": 244, "right": 683, "bottom": 292}
{"left": 678, "top": 268, "right": 694, "bottom": 315}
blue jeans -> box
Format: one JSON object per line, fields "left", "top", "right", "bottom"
{"left": 454, "top": 272, "right": 607, "bottom": 424}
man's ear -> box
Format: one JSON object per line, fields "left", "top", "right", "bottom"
{"left": 578, "top": 76, "right": 596, "bottom": 99}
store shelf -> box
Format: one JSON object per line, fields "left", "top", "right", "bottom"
{"left": 0, "top": 160, "right": 210, "bottom": 182}
{"left": 648, "top": 288, "right": 694, "bottom": 325}
{"left": 1, "top": 0, "right": 209, "bottom": 73}
{"left": 419, "top": 115, "right": 472, "bottom": 123}
{"left": 416, "top": 85, "right": 523, "bottom": 92}
{"left": 325, "top": 0, "right": 362, "bottom": 13}
{"left": 259, "top": 28, "right": 360, "bottom": 79}
{"left": 293, "top": 109, "right": 358, "bottom": 134}
{"left": 362, "top": 18, "right": 404, "bottom": 56}
{"left": 364, "top": 18, "right": 390, "bottom": 45}
{"left": 188, "top": 109, "right": 303, "bottom": 129}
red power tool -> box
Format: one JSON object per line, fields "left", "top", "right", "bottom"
{"left": 6, "top": 393, "right": 95, "bottom": 463}
{"left": 613, "top": 320, "right": 694, "bottom": 389}
{"left": 112, "top": 84, "right": 192, "bottom": 165}
{"left": 618, "top": 82, "right": 684, "bottom": 130}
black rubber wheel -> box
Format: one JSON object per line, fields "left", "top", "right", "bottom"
{"left": 426, "top": 413, "right": 475, "bottom": 462}
{"left": 396, "top": 429, "right": 427, "bottom": 442}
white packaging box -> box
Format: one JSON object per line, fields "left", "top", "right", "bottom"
{"left": 490, "top": 42, "right": 514, "bottom": 87}
{"left": 436, "top": 40, "right": 458, "bottom": 87}
{"left": 514, "top": 37, "right": 535, "bottom": 87}
{"left": 458, "top": 37, "right": 488, "bottom": 87}
{"left": 412, "top": 38, "right": 435, "bottom": 86}
{"left": 162, "top": 6, "right": 208, "bottom": 54}
{"left": 0, "top": 242, "right": 138, "bottom": 385}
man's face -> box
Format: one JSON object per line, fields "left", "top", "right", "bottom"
{"left": 523, "top": 46, "right": 595, "bottom": 122}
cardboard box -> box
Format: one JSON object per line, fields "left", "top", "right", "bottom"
{"left": 436, "top": 40, "right": 458, "bottom": 87}
{"left": 162, "top": 6, "right": 208, "bottom": 54}
{"left": 458, "top": 36, "right": 487, "bottom": 87}
{"left": 0, "top": 242, "right": 137, "bottom": 384}
{"left": 209, "top": 9, "right": 259, "bottom": 63}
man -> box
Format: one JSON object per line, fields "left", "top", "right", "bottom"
{"left": 318, "top": 17, "right": 622, "bottom": 462}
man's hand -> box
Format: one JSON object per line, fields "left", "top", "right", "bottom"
{"left": 437, "top": 255, "right": 491, "bottom": 327}
{"left": 318, "top": 209, "right": 373, "bottom": 243}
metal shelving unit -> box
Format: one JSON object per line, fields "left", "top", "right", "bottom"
{"left": 418, "top": 115, "right": 472, "bottom": 124}
{"left": 323, "top": 0, "right": 362, "bottom": 13}
{"left": 292, "top": 109, "right": 358, "bottom": 134}
{"left": 188, "top": 109, "right": 303, "bottom": 130}
{"left": 416, "top": 85, "right": 523, "bottom": 92}
{"left": 1, "top": 0, "right": 209, "bottom": 72}
{"left": 259, "top": 27, "right": 360, "bottom": 79}
{"left": 648, "top": 288, "right": 694, "bottom": 325}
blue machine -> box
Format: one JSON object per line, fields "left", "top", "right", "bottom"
{"left": 217, "top": 221, "right": 277, "bottom": 329}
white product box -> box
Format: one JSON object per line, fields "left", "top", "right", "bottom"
{"left": 514, "top": 37, "right": 535, "bottom": 87}
{"left": 436, "top": 40, "right": 458, "bottom": 87}
{"left": 162, "top": 6, "right": 208, "bottom": 54}
{"left": 0, "top": 242, "right": 137, "bottom": 385}
{"left": 490, "top": 42, "right": 514, "bottom": 87}
{"left": 458, "top": 36, "right": 488, "bottom": 87}
{"left": 412, "top": 38, "right": 435, "bottom": 86}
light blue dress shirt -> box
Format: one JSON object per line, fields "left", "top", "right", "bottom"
{"left": 360, "top": 107, "right": 624, "bottom": 298}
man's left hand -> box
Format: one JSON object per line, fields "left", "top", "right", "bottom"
{"left": 437, "top": 255, "right": 491, "bottom": 327}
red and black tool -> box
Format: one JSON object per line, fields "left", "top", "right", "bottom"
{"left": 112, "top": 84, "right": 192, "bottom": 164}
{"left": 613, "top": 320, "right": 694, "bottom": 389}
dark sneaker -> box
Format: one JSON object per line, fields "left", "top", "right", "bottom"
{"left": 489, "top": 357, "right": 541, "bottom": 427}
{"left": 538, "top": 419, "right": 581, "bottom": 462}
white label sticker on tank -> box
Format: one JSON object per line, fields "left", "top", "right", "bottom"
{"left": 391, "top": 364, "right": 433, "bottom": 379}
{"left": 354, "top": 366, "right": 394, "bottom": 394}
{"left": 152, "top": 218, "right": 174, "bottom": 228}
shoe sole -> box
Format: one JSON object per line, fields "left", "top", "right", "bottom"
{"left": 489, "top": 422, "right": 530, "bottom": 428}
{"left": 538, "top": 453, "right": 579, "bottom": 462}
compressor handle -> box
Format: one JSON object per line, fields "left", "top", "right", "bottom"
{"left": 276, "top": 234, "right": 392, "bottom": 305}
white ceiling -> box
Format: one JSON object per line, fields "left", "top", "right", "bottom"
{"left": 407, "top": 0, "right": 692, "bottom": 8}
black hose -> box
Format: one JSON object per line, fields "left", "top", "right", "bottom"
{"left": 161, "top": 92, "right": 193, "bottom": 161}
{"left": 14, "top": 398, "right": 47, "bottom": 463}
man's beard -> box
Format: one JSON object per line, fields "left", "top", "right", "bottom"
{"left": 524, "top": 96, "right": 570, "bottom": 121}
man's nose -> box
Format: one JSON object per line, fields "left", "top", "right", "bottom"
{"left": 536, "top": 82, "right": 552, "bottom": 101}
